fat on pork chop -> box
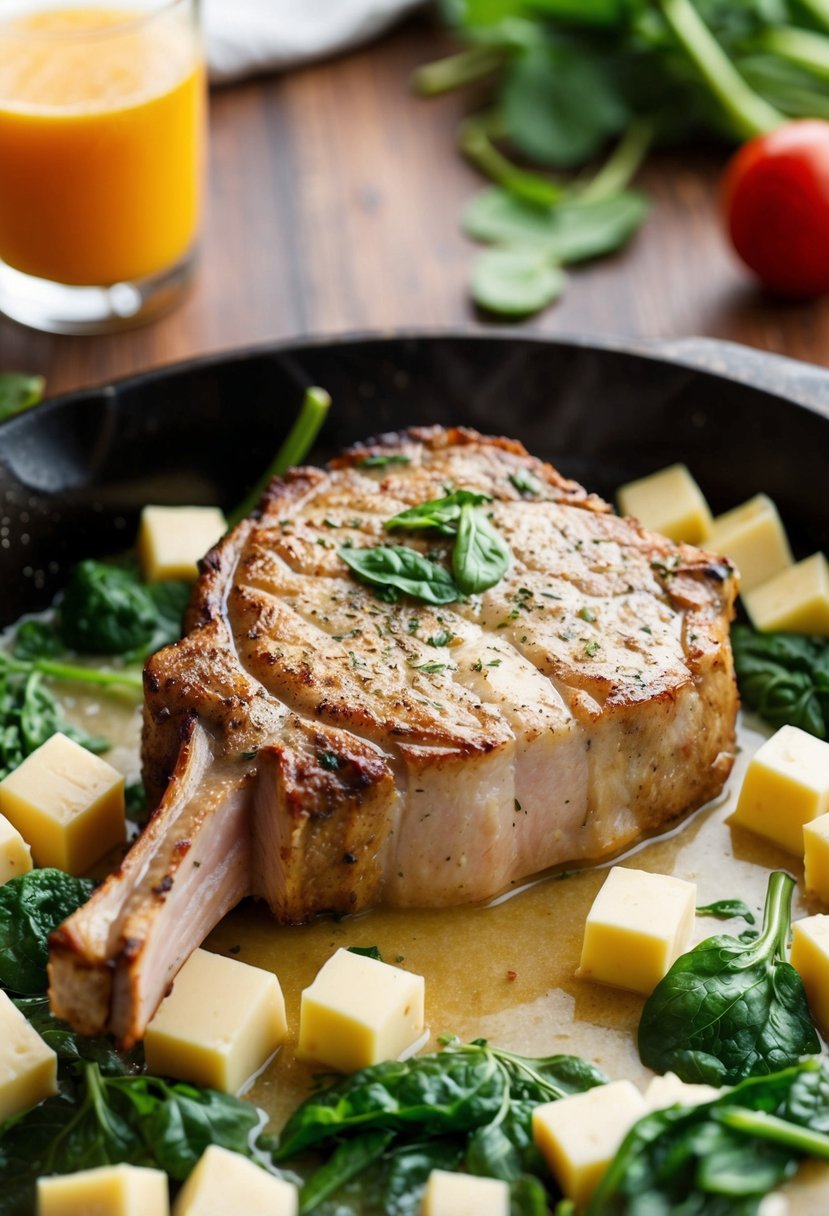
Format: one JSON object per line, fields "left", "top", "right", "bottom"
{"left": 49, "top": 427, "right": 738, "bottom": 1045}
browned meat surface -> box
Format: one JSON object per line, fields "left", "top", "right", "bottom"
{"left": 49, "top": 427, "right": 738, "bottom": 1045}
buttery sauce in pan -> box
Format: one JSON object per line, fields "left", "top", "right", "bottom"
{"left": 58, "top": 685, "right": 829, "bottom": 1209}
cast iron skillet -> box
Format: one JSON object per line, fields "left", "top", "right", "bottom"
{"left": 0, "top": 331, "right": 827, "bottom": 626}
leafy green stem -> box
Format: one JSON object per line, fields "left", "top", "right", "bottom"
{"left": 458, "top": 115, "right": 565, "bottom": 206}
{"left": 227, "top": 385, "right": 331, "bottom": 528}
{"left": 757, "top": 27, "right": 829, "bottom": 83}
{"left": 716, "top": 1106, "right": 829, "bottom": 1159}
{"left": 658, "top": 0, "right": 784, "bottom": 137}
{"left": 798, "top": 0, "right": 829, "bottom": 33}
{"left": 757, "top": 869, "right": 795, "bottom": 960}
{"left": 578, "top": 119, "right": 653, "bottom": 203}
{"left": 413, "top": 45, "right": 506, "bottom": 96}
{"left": 0, "top": 653, "right": 142, "bottom": 692}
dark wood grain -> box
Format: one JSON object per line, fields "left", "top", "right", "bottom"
{"left": 2, "top": 13, "right": 829, "bottom": 398}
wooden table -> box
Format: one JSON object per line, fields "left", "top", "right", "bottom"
{"left": 3, "top": 12, "right": 829, "bottom": 398}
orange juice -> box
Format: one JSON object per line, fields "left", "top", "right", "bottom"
{"left": 0, "top": 5, "right": 205, "bottom": 286}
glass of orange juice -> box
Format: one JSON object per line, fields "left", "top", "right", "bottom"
{"left": 0, "top": 0, "right": 206, "bottom": 333}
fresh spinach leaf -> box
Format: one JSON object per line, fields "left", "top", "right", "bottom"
{"left": 347, "top": 945, "right": 383, "bottom": 961}
{"left": 0, "top": 1063, "right": 271, "bottom": 1216}
{"left": 453, "top": 502, "right": 511, "bottom": 594}
{"left": 0, "top": 869, "right": 94, "bottom": 994}
{"left": 639, "top": 870, "right": 819, "bottom": 1085}
{"left": 696, "top": 899, "right": 756, "bottom": 925}
{"left": 300, "top": 1130, "right": 395, "bottom": 1213}
{"left": 732, "top": 624, "right": 829, "bottom": 739}
{"left": 339, "top": 546, "right": 460, "bottom": 606}
{"left": 471, "top": 247, "right": 566, "bottom": 316}
{"left": 463, "top": 187, "right": 649, "bottom": 262}
{"left": 386, "top": 489, "right": 491, "bottom": 536}
{"left": 588, "top": 1058, "right": 829, "bottom": 1215}
{"left": 0, "top": 373, "right": 45, "bottom": 422}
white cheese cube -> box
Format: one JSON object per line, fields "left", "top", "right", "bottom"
{"left": 743, "top": 552, "right": 829, "bottom": 635}
{"left": 297, "top": 947, "right": 425, "bottom": 1073}
{"left": 617, "top": 464, "right": 712, "bottom": 545}
{"left": 706, "top": 494, "right": 792, "bottom": 592}
{"left": 0, "top": 732, "right": 124, "bottom": 874}
{"left": 533, "top": 1079, "right": 647, "bottom": 1207}
{"left": 144, "top": 948, "right": 287, "bottom": 1094}
{"left": 420, "top": 1169, "right": 510, "bottom": 1216}
{"left": 138, "top": 505, "right": 227, "bottom": 582}
{"left": 0, "top": 988, "right": 57, "bottom": 1121}
{"left": 791, "top": 914, "right": 829, "bottom": 1035}
{"left": 0, "top": 811, "right": 31, "bottom": 884}
{"left": 38, "top": 1164, "right": 169, "bottom": 1215}
{"left": 577, "top": 866, "right": 696, "bottom": 995}
{"left": 804, "top": 812, "right": 829, "bottom": 902}
{"left": 644, "top": 1072, "right": 721, "bottom": 1110}
{"left": 173, "top": 1145, "right": 298, "bottom": 1216}
{"left": 730, "top": 725, "right": 829, "bottom": 854}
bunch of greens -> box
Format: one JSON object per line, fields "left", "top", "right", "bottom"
{"left": 276, "top": 1036, "right": 606, "bottom": 1214}
{"left": 58, "top": 561, "right": 191, "bottom": 659}
{"left": 639, "top": 871, "right": 819, "bottom": 1086}
{"left": 589, "top": 1057, "right": 829, "bottom": 1214}
{"left": 732, "top": 623, "right": 829, "bottom": 739}
{"left": 417, "top": 0, "right": 829, "bottom": 315}
{"left": 340, "top": 488, "right": 511, "bottom": 604}
{"left": 0, "top": 869, "right": 285, "bottom": 1216}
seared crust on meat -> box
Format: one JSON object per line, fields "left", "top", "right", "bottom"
{"left": 50, "top": 426, "right": 738, "bottom": 1044}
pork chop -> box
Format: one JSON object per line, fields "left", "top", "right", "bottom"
{"left": 49, "top": 426, "right": 738, "bottom": 1045}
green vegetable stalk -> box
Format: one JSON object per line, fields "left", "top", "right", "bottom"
{"left": 639, "top": 870, "right": 819, "bottom": 1086}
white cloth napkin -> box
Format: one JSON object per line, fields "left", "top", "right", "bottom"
{"left": 204, "top": 0, "right": 425, "bottom": 83}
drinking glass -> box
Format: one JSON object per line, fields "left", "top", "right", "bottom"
{"left": 0, "top": 0, "right": 206, "bottom": 334}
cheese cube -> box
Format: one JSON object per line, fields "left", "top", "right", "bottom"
{"left": 644, "top": 1072, "right": 721, "bottom": 1110}
{"left": 173, "top": 1145, "right": 298, "bottom": 1216}
{"left": 577, "top": 867, "right": 697, "bottom": 995}
{"left": 757, "top": 1195, "right": 789, "bottom": 1216}
{"left": 138, "top": 505, "right": 227, "bottom": 582}
{"left": 0, "top": 988, "right": 57, "bottom": 1121}
{"left": 0, "top": 811, "right": 31, "bottom": 884}
{"left": 706, "top": 494, "right": 792, "bottom": 592}
{"left": 144, "top": 948, "right": 287, "bottom": 1094}
{"left": 298, "top": 947, "right": 425, "bottom": 1073}
{"left": 804, "top": 812, "right": 829, "bottom": 902}
{"left": 617, "top": 464, "right": 712, "bottom": 544}
{"left": 533, "top": 1080, "right": 647, "bottom": 1206}
{"left": 38, "top": 1164, "right": 169, "bottom": 1215}
{"left": 743, "top": 552, "right": 829, "bottom": 635}
{"left": 790, "top": 915, "right": 829, "bottom": 1034}
{"left": 420, "top": 1169, "right": 510, "bottom": 1216}
{"left": 730, "top": 725, "right": 829, "bottom": 854}
{"left": 0, "top": 732, "right": 124, "bottom": 874}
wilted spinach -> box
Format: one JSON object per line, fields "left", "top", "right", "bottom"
{"left": 0, "top": 868, "right": 94, "bottom": 995}
{"left": 732, "top": 624, "right": 829, "bottom": 739}
{"left": 60, "top": 561, "right": 190, "bottom": 659}
{"left": 588, "top": 1057, "right": 829, "bottom": 1215}
{"left": 639, "top": 871, "right": 819, "bottom": 1085}
{"left": 0, "top": 665, "right": 110, "bottom": 783}
{"left": 277, "top": 1037, "right": 606, "bottom": 1213}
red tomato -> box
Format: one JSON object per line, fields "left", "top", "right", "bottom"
{"left": 722, "top": 119, "right": 829, "bottom": 299}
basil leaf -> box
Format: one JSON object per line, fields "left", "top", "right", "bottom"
{"left": 0, "top": 869, "right": 95, "bottom": 994}
{"left": 453, "top": 503, "right": 510, "bottom": 595}
{"left": 471, "top": 247, "right": 566, "bottom": 316}
{"left": 639, "top": 871, "right": 819, "bottom": 1086}
{"left": 386, "top": 489, "right": 491, "bottom": 536}
{"left": 357, "top": 454, "right": 411, "bottom": 469}
{"left": 0, "top": 373, "right": 45, "bottom": 423}
{"left": 340, "top": 546, "right": 460, "bottom": 605}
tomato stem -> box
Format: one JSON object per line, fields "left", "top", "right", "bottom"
{"left": 659, "top": 0, "right": 784, "bottom": 137}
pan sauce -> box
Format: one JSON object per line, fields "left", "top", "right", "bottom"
{"left": 58, "top": 685, "right": 829, "bottom": 1210}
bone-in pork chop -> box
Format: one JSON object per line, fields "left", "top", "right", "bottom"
{"left": 49, "top": 427, "right": 738, "bottom": 1045}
